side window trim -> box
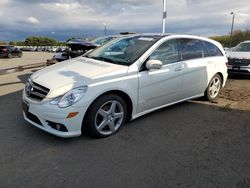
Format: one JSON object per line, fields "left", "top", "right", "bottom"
{"left": 177, "top": 39, "right": 184, "bottom": 61}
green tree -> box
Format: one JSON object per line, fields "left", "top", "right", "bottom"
{"left": 210, "top": 29, "right": 250, "bottom": 47}
{"left": 24, "top": 36, "right": 58, "bottom": 46}
{"left": 16, "top": 41, "right": 26, "bottom": 46}
{"left": 9, "top": 41, "right": 16, "bottom": 46}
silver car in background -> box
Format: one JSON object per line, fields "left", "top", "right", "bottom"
{"left": 227, "top": 41, "right": 250, "bottom": 75}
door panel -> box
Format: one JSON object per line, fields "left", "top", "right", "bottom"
{"left": 138, "top": 62, "right": 183, "bottom": 113}
{"left": 181, "top": 58, "right": 208, "bottom": 98}
{"left": 178, "top": 38, "right": 212, "bottom": 99}
{"left": 137, "top": 39, "right": 183, "bottom": 113}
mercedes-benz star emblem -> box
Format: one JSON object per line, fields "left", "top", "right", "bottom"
{"left": 26, "top": 84, "right": 34, "bottom": 96}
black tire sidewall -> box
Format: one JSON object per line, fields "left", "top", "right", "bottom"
{"left": 85, "top": 94, "right": 127, "bottom": 138}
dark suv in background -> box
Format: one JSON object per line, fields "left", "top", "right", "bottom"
{"left": 0, "top": 46, "right": 22, "bottom": 58}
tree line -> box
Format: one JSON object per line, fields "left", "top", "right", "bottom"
{"left": 210, "top": 29, "right": 250, "bottom": 47}
{"left": 1, "top": 36, "right": 66, "bottom": 46}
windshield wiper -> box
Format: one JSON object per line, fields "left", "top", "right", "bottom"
{"left": 91, "top": 56, "right": 123, "bottom": 64}
{"left": 85, "top": 55, "right": 128, "bottom": 66}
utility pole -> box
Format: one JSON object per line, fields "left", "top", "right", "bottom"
{"left": 162, "top": 0, "right": 167, "bottom": 34}
{"left": 229, "top": 12, "right": 235, "bottom": 48}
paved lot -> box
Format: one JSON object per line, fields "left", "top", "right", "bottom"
{"left": 0, "top": 52, "right": 54, "bottom": 69}
{"left": 0, "top": 53, "right": 250, "bottom": 188}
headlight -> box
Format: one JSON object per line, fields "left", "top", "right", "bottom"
{"left": 50, "top": 86, "right": 87, "bottom": 108}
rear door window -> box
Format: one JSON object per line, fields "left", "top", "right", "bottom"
{"left": 179, "top": 39, "right": 203, "bottom": 60}
{"left": 202, "top": 41, "right": 223, "bottom": 57}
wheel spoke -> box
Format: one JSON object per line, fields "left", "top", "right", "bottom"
{"left": 214, "top": 80, "right": 219, "bottom": 87}
{"left": 108, "top": 121, "right": 115, "bottom": 132}
{"left": 113, "top": 112, "right": 123, "bottom": 120}
{"left": 209, "top": 85, "right": 215, "bottom": 93}
{"left": 97, "top": 120, "right": 108, "bottom": 131}
{"left": 98, "top": 109, "right": 108, "bottom": 118}
{"left": 109, "top": 101, "right": 117, "bottom": 114}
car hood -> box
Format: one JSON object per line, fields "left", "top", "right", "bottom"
{"left": 31, "top": 57, "right": 128, "bottom": 98}
{"left": 227, "top": 51, "right": 250, "bottom": 59}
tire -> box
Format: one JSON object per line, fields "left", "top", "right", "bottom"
{"left": 85, "top": 94, "right": 127, "bottom": 138}
{"left": 205, "top": 74, "right": 222, "bottom": 102}
{"left": 18, "top": 52, "right": 23, "bottom": 58}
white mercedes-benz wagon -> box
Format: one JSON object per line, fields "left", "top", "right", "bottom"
{"left": 23, "top": 34, "right": 228, "bottom": 138}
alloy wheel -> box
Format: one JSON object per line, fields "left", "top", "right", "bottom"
{"left": 208, "top": 76, "right": 221, "bottom": 98}
{"left": 95, "top": 100, "right": 124, "bottom": 135}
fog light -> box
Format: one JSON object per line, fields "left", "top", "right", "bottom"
{"left": 56, "top": 124, "right": 61, "bottom": 130}
{"left": 46, "top": 121, "right": 68, "bottom": 132}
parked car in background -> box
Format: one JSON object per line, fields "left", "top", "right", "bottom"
{"left": 23, "top": 34, "right": 228, "bottom": 138}
{"left": 0, "top": 45, "right": 22, "bottom": 58}
{"left": 53, "top": 35, "right": 118, "bottom": 62}
{"left": 227, "top": 41, "right": 250, "bottom": 75}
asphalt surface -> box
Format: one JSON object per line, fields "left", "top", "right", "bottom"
{"left": 0, "top": 52, "right": 54, "bottom": 69}
{"left": 0, "top": 54, "right": 250, "bottom": 188}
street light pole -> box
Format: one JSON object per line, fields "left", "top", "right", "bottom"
{"left": 229, "top": 12, "right": 235, "bottom": 48}
{"left": 103, "top": 22, "right": 107, "bottom": 36}
{"left": 162, "top": 0, "right": 167, "bottom": 34}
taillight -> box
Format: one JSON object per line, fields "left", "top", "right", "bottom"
{"left": 2, "top": 48, "right": 7, "bottom": 52}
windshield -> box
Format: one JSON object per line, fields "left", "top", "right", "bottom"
{"left": 232, "top": 42, "right": 250, "bottom": 52}
{"left": 86, "top": 36, "right": 159, "bottom": 66}
{"left": 92, "top": 36, "right": 115, "bottom": 46}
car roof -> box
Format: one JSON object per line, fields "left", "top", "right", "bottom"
{"left": 120, "top": 33, "right": 217, "bottom": 43}
{"left": 241, "top": 40, "right": 250, "bottom": 43}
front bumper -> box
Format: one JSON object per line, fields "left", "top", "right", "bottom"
{"left": 22, "top": 90, "right": 87, "bottom": 138}
{"left": 227, "top": 58, "right": 250, "bottom": 75}
{"left": 227, "top": 65, "right": 250, "bottom": 75}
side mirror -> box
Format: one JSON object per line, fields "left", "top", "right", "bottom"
{"left": 146, "top": 60, "right": 163, "bottom": 70}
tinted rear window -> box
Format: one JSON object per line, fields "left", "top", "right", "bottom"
{"left": 202, "top": 41, "right": 223, "bottom": 57}
{"left": 179, "top": 39, "right": 203, "bottom": 60}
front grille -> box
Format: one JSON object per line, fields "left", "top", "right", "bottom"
{"left": 228, "top": 58, "right": 250, "bottom": 66}
{"left": 25, "top": 80, "right": 50, "bottom": 101}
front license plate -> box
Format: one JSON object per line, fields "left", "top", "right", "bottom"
{"left": 22, "top": 101, "right": 29, "bottom": 114}
{"left": 233, "top": 66, "right": 240, "bottom": 70}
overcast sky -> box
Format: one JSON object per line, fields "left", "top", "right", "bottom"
{"left": 0, "top": 0, "right": 250, "bottom": 41}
